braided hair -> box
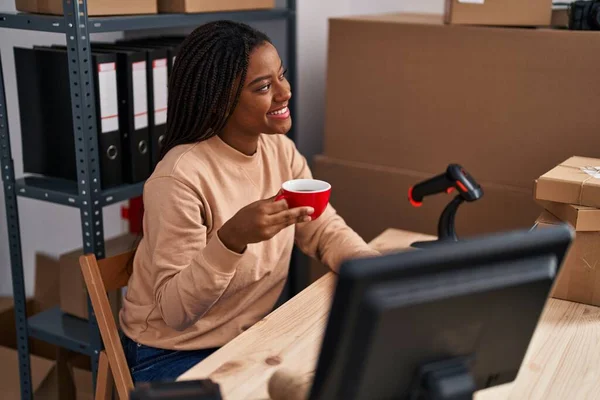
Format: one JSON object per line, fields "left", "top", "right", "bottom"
{"left": 160, "top": 21, "right": 272, "bottom": 159}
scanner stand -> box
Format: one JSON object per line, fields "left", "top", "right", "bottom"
{"left": 408, "top": 356, "right": 476, "bottom": 400}
{"left": 411, "top": 196, "right": 465, "bottom": 248}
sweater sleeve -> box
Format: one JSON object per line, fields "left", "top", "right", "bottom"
{"left": 143, "top": 176, "right": 254, "bottom": 331}
{"left": 284, "top": 141, "right": 380, "bottom": 271}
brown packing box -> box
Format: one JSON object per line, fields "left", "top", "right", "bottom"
{"left": 0, "top": 343, "right": 92, "bottom": 400}
{"left": 551, "top": 8, "right": 569, "bottom": 28}
{"left": 308, "top": 155, "right": 541, "bottom": 281}
{"left": 324, "top": 13, "right": 600, "bottom": 190}
{"left": 0, "top": 253, "right": 61, "bottom": 360}
{"left": 444, "top": 0, "right": 551, "bottom": 26}
{"left": 535, "top": 156, "right": 600, "bottom": 208}
{"left": 0, "top": 256, "right": 91, "bottom": 373}
{"left": 536, "top": 211, "right": 600, "bottom": 306}
{"left": 313, "top": 155, "right": 540, "bottom": 243}
{"left": 0, "top": 297, "right": 36, "bottom": 349}
{"left": 0, "top": 346, "right": 55, "bottom": 400}
{"left": 537, "top": 200, "right": 600, "bottom": 232}
{"left": 59, "top": 233, "right": 137, "bottom": 320}
{"left": 15, "top": 0, "right": 157, "bottom": 16}
{"left": 158, "top": 0, "right": 274, "bottom": 13}
{"left": 34, "top": 253, "right": 61, "bottom": 314}
{"left": 35, "top": 364, "right": 93, "bottom": 400}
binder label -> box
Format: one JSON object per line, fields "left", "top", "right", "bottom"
{"left": 153, "top": 58, "right": 168, "bottom": 126}
{"left": 98, "top": 62, "right": 118, "bottom": 133}
{"left": 133, "top": 61, "right": 148, "bottom": 130}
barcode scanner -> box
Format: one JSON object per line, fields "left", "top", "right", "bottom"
{"left": 408, "top": 164, "right": 483, "bottom": 248}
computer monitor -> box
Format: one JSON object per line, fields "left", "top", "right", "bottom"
{"left": 309, "top": 224, "right": 573, "bottom": 400}
{"left": 130, "top": 379, "right": 222, "bottom": 399}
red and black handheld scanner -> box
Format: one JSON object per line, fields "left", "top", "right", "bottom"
{"left": 408, "top": 164, "right": 483, "bottom": 247}
{"left": 408, "top": 164, "right": 483, "bottom": 207}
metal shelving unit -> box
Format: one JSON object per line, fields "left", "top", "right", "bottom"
{"left": 0, "top": 1, "right": 297, "bottom": 398}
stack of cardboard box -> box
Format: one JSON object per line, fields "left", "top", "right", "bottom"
{"left": 534, "top": 156, "right": 600, "bottom": 307}
{"left": 309, "top": 13, "right": 600, "bottom": 280}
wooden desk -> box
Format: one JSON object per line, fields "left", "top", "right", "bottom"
{"left": 178, "top": 229, "right": 600, "bottom": 400}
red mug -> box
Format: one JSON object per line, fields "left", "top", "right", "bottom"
{"left": 275, "top": 179, "right": 331, "bottom": 220}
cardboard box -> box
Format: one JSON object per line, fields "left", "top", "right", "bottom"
{"left": 551, "top": 8, "right": 569, "bottom": 28}
{"left": 308, "top": 155, "right": 541, "bottom": 282}
{"left": 0, "top": 297, "right": 35, "bottom": 350}
{"left": 158, "top": 0, "right": 274, "bottom": 13}
{"left": 536, "top": 211, "right": 600, "bottom": 306}
{"left": 34, "top": 363, "right": 93, "bottom": 400}
{"left": 1, "top": 255, "right": 91, "bottom": 373}
{"left": 312, "top": 155, "right": 541, "bottom": 244}
{"left": 0, "top": 253, "right": 61, "bottom": 360}
{"left": 15, "top": 0, "right": 157, "bottom": 16}
{"left": 0, "top": 346, "right": 55, "bottom": 400}
{"left": 0, "top": 298, "right": 59, "bottom": 362}
{"left": 0, "top": 344, "right": 92, "bottom": 400}
{"left": 59, "top": 233, "right": 137, "bottom": 320}
{"left": 444, "top": 0, "right": 551, "bottom": 26}
{"left": 537, "top": 200, "right": 600, "bottom": 232}
{"left": 33, "top": 253, "right": 61, "bottom": 314}
{"left": 324, "top": 13, "right": 600, "bottom": 190}
{"left": 534, "top": 156, "right": 600, "bottom": 208}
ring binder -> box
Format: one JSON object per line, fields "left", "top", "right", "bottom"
{"left": 15, "top": 46, "right": 124, "bottom": 189}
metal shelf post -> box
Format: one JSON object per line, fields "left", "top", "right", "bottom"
{"left": 0, "top": 54, "right": 34, "bottom": 399}
{"left": 61, "top": 0, "right": 105, "bottom": 386}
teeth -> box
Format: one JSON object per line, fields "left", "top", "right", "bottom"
{"left": 269, "top": 107, "right": 288, "bottom": 115}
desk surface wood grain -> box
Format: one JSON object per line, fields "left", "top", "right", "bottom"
{"left": 178, "top": 229, "right": 600, "bottom": 400}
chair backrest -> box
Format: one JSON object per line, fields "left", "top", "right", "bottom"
{"left": 79, "top": 251, "right": 135, "bottom": 400}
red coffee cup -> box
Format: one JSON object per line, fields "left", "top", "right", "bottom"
{"left": 275, "top": 179, "right": 331, "bottom": 220}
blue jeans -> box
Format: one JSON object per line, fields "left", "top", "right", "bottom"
{"left": 121, "top": 334, "right": 219, "bottom": 383}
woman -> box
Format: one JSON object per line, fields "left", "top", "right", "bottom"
{"left": 120, "top": 20, "right": 379, "bottom": 383}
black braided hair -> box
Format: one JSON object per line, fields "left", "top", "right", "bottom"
{"left": 159, "top": 20, "right": 272, "bottom": 160}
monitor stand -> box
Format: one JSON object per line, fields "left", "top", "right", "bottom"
{"left": 408, "top": 356, "right": 476, "bottom": 400}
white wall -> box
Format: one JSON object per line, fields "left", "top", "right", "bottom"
{"left": 296, "top": 0, "right": 444, "bottom": 159}
{"left": 349, "top": 0, "right": 444, "bottom": 16}
{"left": 0, "top": 0, "right": 444, "bottom": 297}
{"left": 0, "top": 2, "right": 126, "bottom": 297}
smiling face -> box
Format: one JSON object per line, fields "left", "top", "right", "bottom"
{"left": 222, "top": 42, "right": 292, "bottom": 138}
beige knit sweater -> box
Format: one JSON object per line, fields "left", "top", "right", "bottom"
{"left": 119, "top": 134, "right": 378, "bottom": 350}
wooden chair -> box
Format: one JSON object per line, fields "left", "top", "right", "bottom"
{"left": 79, "top": 251, "right": 135, "bottom": 400}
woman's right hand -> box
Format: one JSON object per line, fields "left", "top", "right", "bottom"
{"left": 218, "top": 195, "right": 314, "bottom": 253}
